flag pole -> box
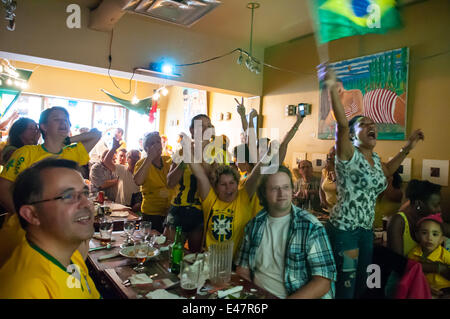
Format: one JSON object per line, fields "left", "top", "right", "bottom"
{"left": 306, "top": 0, "right": 329, "bottom": 65}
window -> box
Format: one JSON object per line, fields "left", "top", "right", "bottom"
{"left": 93, "top": 103, "right": 127, "bottom": 148}
{"left": 127, "top": 109, "right": 160, "bottom": 151}
{"left": 1, "top": 93, "right": 42, "bottom": 123}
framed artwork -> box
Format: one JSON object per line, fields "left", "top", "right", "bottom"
{"left": 319, "top": 47, "right": 409, "bottom": 140}
{"left": 291, "top": 152, "right": 307, "bottom": 170}
{"left": 182, "top": 88, "right": 208, "bottom": 134}
{"left": 311, "top": 153, "right": 327, "bottom": 172}
{"left": 388, "top": 157, "right": 412, "bottom": 182}
{"left": 422, "top": 159, "right": 449, "bottom": 186}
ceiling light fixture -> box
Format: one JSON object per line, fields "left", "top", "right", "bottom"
{"left": 235, "top": 2, "right": 262, "bottom": 74}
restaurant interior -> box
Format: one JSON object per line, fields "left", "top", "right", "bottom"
{"left": 0, "top": 0, "right": 449, "bottom": 301}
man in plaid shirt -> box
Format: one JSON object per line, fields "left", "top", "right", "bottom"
{"left": 236, "top": 166, "right": 336, "bottom": 298}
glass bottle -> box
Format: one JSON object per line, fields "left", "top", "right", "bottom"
{"left": 170, "top": 226, "right": 183, "bottom": 274}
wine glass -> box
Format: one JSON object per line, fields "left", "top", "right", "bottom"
{"left": 140, "top": 221, "right": 152, "bottom": 243}
{"left": 121, "top": 220, "right": 136, "bottom": 248}
{"left": 133, "top": 240, "right": 149, "bottom": 273}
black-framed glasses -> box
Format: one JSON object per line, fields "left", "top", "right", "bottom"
{"left": 29, "top": 189, "right": 90, "bottom": 205}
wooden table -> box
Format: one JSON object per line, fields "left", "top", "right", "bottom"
{"left": 87, "top": 232, "right": 277, "bottom": 300}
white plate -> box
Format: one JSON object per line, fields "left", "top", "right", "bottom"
{"left": 110, "top": 211, "right": 129, "bottom": 217}
{"left": 119, "top": 246, "right": 160, "bottom": 259}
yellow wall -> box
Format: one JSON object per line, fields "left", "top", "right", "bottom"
{"left": 261, "top": 0, "right": 450, "bottom": 211}
{"left": 13, "top": 61, "right": 160, "bottom": 103}
{"left": 0, "top": 0, "right": 264, "bottom": 96}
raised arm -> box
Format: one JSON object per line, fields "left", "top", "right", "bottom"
{"left": 103, "top": 137, "right": 120, "bottom": 172}
{"left": 235, "top": 97, "right": 248, "bottom": 133}
{"left": 134, "top": 143, "right": 161, "bottom": 186}
{"left": 0, "top": 111, "right": 19, "bottom": 130}
{"left": 382, "top": 129, "right": 424, "bottom": 177}
{"left": 69, "top": 128, "right": 102, "bottom": 153}
{"left": 244, "top": 140, "right": 280, "bottom": 198}
{"left": 278, "top": 110, "right": 304, "bottom": 164}
{"left": 319, "top": 64, "right": 354, "bottom": 161}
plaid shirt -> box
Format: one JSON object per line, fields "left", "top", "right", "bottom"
{"left": 236, "top": 204, "right": 336, "bottom": 298}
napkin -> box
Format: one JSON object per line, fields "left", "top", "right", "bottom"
{"left": 146, "top": 289, "right": 186, "bottom": 299}
{"left": 156, "top": 235, "right": 166, "bottom": 244}
{"left": 218, "top": 286, "right": 243, "bottom": 299}
{"left": 128, "top": 274, "right": 154, "bottom": 285}
{"left": 109, "top": 203, "right": 130, "bottom": 210}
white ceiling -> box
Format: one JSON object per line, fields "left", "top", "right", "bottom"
{"left": 83, "top": 0, "right": 314, "bottom": 48}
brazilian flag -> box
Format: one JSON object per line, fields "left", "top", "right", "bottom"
{"left": 313, "top": 0, "right": 402, "bottom": 43}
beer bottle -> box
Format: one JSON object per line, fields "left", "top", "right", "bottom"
{"left": 170, "top": 226, "right": 183, "bottom": 274}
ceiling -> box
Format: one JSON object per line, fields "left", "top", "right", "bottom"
{"left": 82, "top": 0, "right": 314, "bottom": 48}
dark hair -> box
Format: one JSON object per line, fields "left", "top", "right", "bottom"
{"left": 210, "top": 164, "right": 240, "bottom": 188}
{"left": 348, "top": 115, "right": 364, "bottom": 138}
{"left": 256, "top": 165, "right": 293, "bottom": 211}
{"left": 189, "top": 114, "right": 209, "bottom": 130}
{"left": 118, "top": 148, "right": 127, "bottom": 154}
{"left": 13, "top": 158, "right": 80, "bottom": 229}
{"left": 39, "top": 107, "right": 71, "bottom": 138}
{"left": 405, "top": 179, "right": 441, "bottom": 204}
{"left": 7, "top": 117, "right": 37, "bottom": 148}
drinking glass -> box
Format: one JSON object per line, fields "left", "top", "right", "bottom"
{"left": 133, "top": 240, "right": 149, "bottom": 273}
{"left": 121, "top": 220, "right": 136, "bottom": 248}
{"left": 99, "top": 218, "right": 113, "bottom": 246}
{"left": 180, "top": 260, "right": 200, "bottom": 298}
{"left": 140, "top": 221, "right": 152, "bottom": 243}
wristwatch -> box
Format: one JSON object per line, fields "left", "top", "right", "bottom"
{"left": 399, "top": 147, "right": 410, "bottom": 155}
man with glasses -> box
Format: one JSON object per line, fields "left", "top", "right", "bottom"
{"left": 0, "top": 159, "right": 100, "bottom": 298}
{"left": 236, "top": 166, "right": 336, "bottom": 299}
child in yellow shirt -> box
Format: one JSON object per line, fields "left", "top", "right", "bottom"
{"left": 408, "top": 213, "right": 450, "bottom": 295}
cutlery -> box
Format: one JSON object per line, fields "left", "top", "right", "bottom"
{"left": 89, "top": 243, "right": 116, "bottom": 252}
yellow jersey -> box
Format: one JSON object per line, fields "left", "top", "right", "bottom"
{"left": 0, "top": 143, "right": 90, "bottom": 182}
{"left": 134, "top": 156, "right": 174, "bottom": 216}
{"left": 408, "top": 245, "right": 450, "bottom": 291}
{"left": 171, "top": 165, "right": 202, "bottom": 210}
{"left": 0, "top": 213, "right": 25, "bottom": 268}
{"left": 202, "top": 188, "right": 260, "bottom": 258}
{"left": 0, "top": 239, "right": 100, "bottom": 299}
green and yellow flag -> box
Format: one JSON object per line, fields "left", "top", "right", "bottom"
{"left": 312, "top": 0, "right": 402, "bottom": 43}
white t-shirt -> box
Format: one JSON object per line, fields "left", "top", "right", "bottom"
{"left": 114, "top": 164, "right": 139, "bottom": 206}
{"left": 254, "top": 213, "right": 291, "bottom": 299}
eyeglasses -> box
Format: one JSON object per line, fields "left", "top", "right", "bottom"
{"left": 29, "top": 189, "right": 90, "bottom": 205}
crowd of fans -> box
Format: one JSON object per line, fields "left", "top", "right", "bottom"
{"left": 0, "top": 66, "right": 448, "bottom": 299}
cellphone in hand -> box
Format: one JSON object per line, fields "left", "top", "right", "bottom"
{"left": 298, "top": 104, "right": 306, "bottom": 117}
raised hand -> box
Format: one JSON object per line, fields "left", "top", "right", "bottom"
{"left": 317, "top": 63, "right": 337, "bottom": 89}
{"left": 405, "top": 129, "right": 424, "bottom": 151}
{"left": 235, "top": 97, "right": 245, "bottom": 117}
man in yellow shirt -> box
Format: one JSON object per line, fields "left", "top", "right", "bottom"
{"left": 0, "top": 106, "right": 101, "bottom": 214}
{"left": 0, "top": 158, "right": 100, "bottom": 298}
{"left": 134, "top": 132, "right": 173, "bottom": 234}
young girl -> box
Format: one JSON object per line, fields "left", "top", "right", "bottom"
{"left": 408, "top": 214, "right": 450, "bottom": 295}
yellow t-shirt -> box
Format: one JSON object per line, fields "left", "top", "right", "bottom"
{"left": 408, "top": 245, "right": 450, "bottom": 291}
{"left": 171, "top": 165, "right": 202, "bottom": 210}
{"left": 134, "top": 156, "right": 174, "bottom": 216}
{"left": 0, "top": 239, "right": 100, "bottom": 299}
{"left": 202, "top": 188, "right": 260, "bottom": 258}
{"left": 0, "top": 143, "right": 90, "bottom": 182}
{"left": 0, "top": 213, "right": 25, "bottom": 268}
